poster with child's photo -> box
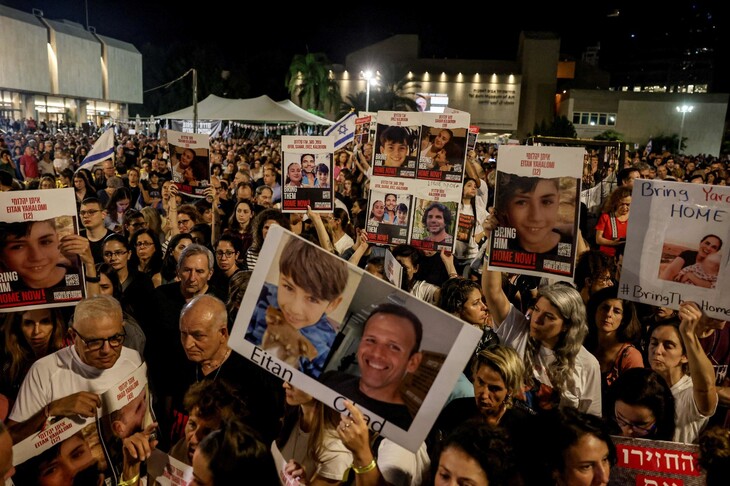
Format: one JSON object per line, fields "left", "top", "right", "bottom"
{"left": 280, "top": 135, "right": 334, "bottom": 213}
{"left": 372, "top": 113, "right": 420, "bottom": 178}
{"left": 416, "top": 120, "right": 468, "bottom": 183}
{"left": 620, "top": 179, "right": 730, "bottom": 320}
{"left": 365, "top": 190, "right": 412, "bottom": 246}
{"left": 229, "top": 226, "right": 482, "bottom": 453}
{"left": 487, "top": 145, "right": 583, "bottom": 282}
{"left": 167, "top": 129, "right": 210, "bottom": 198}
{"left": 0, "top": 188, "right": 86, "bottom": 312}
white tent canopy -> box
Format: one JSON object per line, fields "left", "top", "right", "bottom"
{"left": 157, "top": 94, "right": 333, "bottom": 125}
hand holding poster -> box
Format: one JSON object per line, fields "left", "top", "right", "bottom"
{"left": 229, "top": 225, "right": 481, "bottom": 452}
{"left": 167, "top": 130, "right": 210, "bottom": 198}
{"left": 487, "top": 145, "right": 583, "bottom": 281}
{"left": 619, "top": 180, "right": 730, "bottom": 319}
{"left": 0, "top": 188, "right": 86, "bottom": 312}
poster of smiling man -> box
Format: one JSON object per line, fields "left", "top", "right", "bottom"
{"left": 229, "top": 226, "right": 481, "bottom": 453}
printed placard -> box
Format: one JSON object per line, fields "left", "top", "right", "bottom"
{"left": 280, "top": 136, "right": 334, "bottom": 213}
{"left": 619, "top": 180, "right": 730, "bottom": 320}
{"left": 487, "top": 145, "right": 583, "bottom": 281}
{"left": 609, "top": 435, "right": 705, "bottom": 485}
{"left": 229, "top": 226, "right": 481, "bottom": 453}
{"left": 0, "top": 188, "right": 86, "bottom": 312}
{"left": 168, "top": 130, "right": 210, "bottom": 198}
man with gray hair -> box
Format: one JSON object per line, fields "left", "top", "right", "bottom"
{"left": 149, "top": 244, "right": 226, "bottom": 447}
{"left": 7, "top": 295, "right": 142, "bottom": 442}
{"left": 165, "top": 294, "right": 284, "bottom": 446}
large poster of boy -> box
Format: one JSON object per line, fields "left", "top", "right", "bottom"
{"left": 168, "top": 130, "right": 210, "bottom": 198}
{"left": 11, "top": 420, "right": 108, "bottom": 485}
{"left": 620, "top": 180, "right": 730, "bottom": 320}
{"left": 409, "top": 198, "right": 459, "bottom": 252}
{"left": 487, "top": 145, "right": 583, "bottom": 282}
{"left": 372, "top": 114, "right": 419, "bottom": 179}
{"left": 280, "top": 137, "right": 334, "bottom": 213}
{"left": 365, "top": 190, "right": 412, "bottom": 246}
{"left": 0, "top": 188, "right": 87, "bottom": 312}
{"left": 229, "top": 226, "right": 481, "bottom": 453}
{"left": 244, "top": 234, "right": 358, "bottom": 378}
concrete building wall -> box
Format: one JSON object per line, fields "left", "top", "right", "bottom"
{"left": 0, "top": 7, "right": 51, "bottom": 93}
{"left": 50, "top": 21, "right": 104, "bottom": 99}
{"left": 102, "top": 38, "right": 144, "bottom": 104}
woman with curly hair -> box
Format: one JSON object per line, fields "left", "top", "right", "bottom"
{"left": 483, "top": 264, "right": 602, "bottom": 415}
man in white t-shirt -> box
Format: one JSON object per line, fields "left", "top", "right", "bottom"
{"left": 7, "top": 295, "right": 142, "bottom": 443}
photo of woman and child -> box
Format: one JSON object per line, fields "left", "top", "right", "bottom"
{"left": 659, "top": 234, "right": 723, "bottom": 289}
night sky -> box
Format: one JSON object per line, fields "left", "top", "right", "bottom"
{"left": 1, "top": 1, "right": 727, "bottom": 100}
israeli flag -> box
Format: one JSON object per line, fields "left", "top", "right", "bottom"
{"left": 324, "top": 111, "right": 357, "bottom": 150}
{"left": 77, "top": 128, "right": 115, "bottom": 171}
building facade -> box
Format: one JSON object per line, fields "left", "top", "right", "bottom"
{"left": 0, "top": 5, "right": 142, "bottom": 128}
{"left": 334, "top": 33, "right": 728, "bottom": 155}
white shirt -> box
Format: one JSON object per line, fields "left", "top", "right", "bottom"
{"left": 10, "top": 346, "right": 142, "bottom": 423}
{"left": 671, "top": 374, "right": 716, "bottom": 444}
{"left": 495, "top": 305, "right": 602, "bottom": 416}
{"left": 378, "top": 439, "right": 430, "bottom": 486}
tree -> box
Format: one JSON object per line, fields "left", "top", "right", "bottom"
{"left": 286, "top": 53, "right": 341, "bottom": 113}
{"left": 593, "top": 129, "right": 624, "bottom": 141}
{"left": 531, "top": 116, "right": 577, "bottom": 138}
{"left": 339, "top": 66, "right": 421, "bottom": 115}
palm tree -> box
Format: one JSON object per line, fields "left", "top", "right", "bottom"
{"left": 339, "top": 65, "right": 421, "bottom": 114}
{"left": 286, "top": 53, "right": 341, "bottom": 113}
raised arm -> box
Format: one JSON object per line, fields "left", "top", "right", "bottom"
{"left": 480, "top": 212, "right": 511, "bottom": 325}
{"left": 680, "top": 302, "right": 718, "bottom": 416}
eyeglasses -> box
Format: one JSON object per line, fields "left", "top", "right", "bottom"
{"left": 178, "top": 219, "right": 193, "bottom": 226}
{"left": 135, "top": 241, "right": 154, "bottom": 248}
{"left": 72, "top": 327, "right": 126, "bottom": 351}
{"left": 215, "top": 250, "right": 236, "bottom": 258}
{"left": 129, "top": 221, "right": 147, "bottom": 228}
{"left": 614, "top": 414, "right": 656, "bottom": 437}
{"left": 79, "top": 210, "right": 101, "bottom": 217}
{"left": 595, "top": 275, "right": 614, "bottom": 285}
{"left": 103, "top": 250, "right": 129, "bottom": 259}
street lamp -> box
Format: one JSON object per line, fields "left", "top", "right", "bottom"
{"left": 363, "top": 70, "right": 374, "bottom": 112}
{"left": 675, "top": 104, "right": 694, "bottom": 154}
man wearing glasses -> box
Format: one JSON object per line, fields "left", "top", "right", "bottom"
{"left": 79, "top": 197, "right": 114, "bottom": 264}
{"left": 6, "top": 295, "right": 142, "bottom": 443}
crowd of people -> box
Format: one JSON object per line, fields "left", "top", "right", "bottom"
{"left": 0, "top": 123, "right": 729, "bottom": 485}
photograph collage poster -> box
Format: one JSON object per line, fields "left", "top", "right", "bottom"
{"left": 620, "top": 179, "right": 729, "bottom": 320}
{"left": 229, "top": 225, "right": 482, "bottom": 453}
{"left": 366, "top": 110, "right": 470, "bottom": 252}
{"left": 0, "top": 188, "right": 86, "bottom": 312}
{"left": 280, "top": 135, "right": 335, "bottom": 213}
{"left": 487, "top": 145, "right": 583, "bottom": 281}
{"left": 167, "top": 130, "right": 210, "bottom": 198}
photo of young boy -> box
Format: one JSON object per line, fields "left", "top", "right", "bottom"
{"left": 245, "top": 236, "right": 350, "bottom": 378}
{"left": 373, "top": 123, "right": 418, "bottom": 178}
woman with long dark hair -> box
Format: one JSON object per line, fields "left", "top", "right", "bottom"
{"left": 129, "top": 228, "right": 164, "bottom": 288}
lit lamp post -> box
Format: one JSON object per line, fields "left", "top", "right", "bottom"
{"left": 675, "top": 104, "right": 694, "bottom": 154}
{"left": 363, "top": 70, "right": 373, "bottom": 112}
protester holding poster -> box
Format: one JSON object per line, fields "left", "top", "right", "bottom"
{"left": 488, "top": 145, "right": 583, "bottom": 281}
{"left": 0, "top": 188, "right": 88, "bottom": 311}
